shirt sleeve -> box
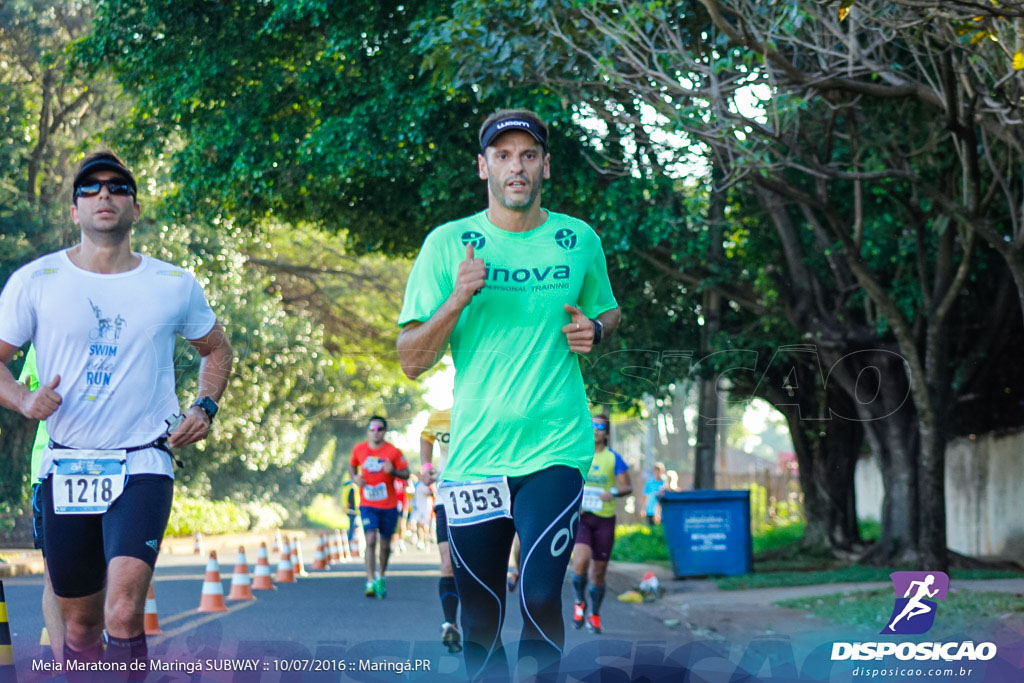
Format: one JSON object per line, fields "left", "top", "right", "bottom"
{"left": 0, "top": 267, "right": 35, "bottom": 348}
{"left": 577, "top": 231, "right": 618, "bottom": 319}
{"left": 394, "top": 447, "right": 409, "bottom": 471}
{"left": 613, "top": 451, "right": 629, "bottom": 475}
{"left": 349, "top": 447, "right": 360, "bottom": 469}
{"left": 177, "top": 273, "right": 218, "bottom": 341}
{"left": 398, "top": 232, "right": 453, "bottom": 327}
{"left": 420, "top": 414, "right": 438, "bottom": 444}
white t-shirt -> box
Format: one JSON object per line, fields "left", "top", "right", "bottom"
{"left": 0, "top": 250, "right": 218, "bottom": 477}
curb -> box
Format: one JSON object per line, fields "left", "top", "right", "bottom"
{"left": 0, "top": 529, "right": 313, "bottom": 578}
{"left": 0, "top": 555, "right": 44, "bottom": 578}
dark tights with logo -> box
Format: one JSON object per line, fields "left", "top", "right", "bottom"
{"left": 447, "top": 465, "right": 582, "bottom": 681}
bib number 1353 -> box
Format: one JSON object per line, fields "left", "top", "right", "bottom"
{"left": 440, "top": 477, "right": 512, "bottom": 527}
{"left": 52, "top": 449, "right": 127, "bottom": 515}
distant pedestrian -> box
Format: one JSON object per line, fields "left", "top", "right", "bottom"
{"left": 642, "top": 462, "right": 668, "bottom": 525}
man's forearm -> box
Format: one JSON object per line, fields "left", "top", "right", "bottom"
{"left": 419, "top": 439, "right": 433, "bottom": 465}
{"left": 0, "top": 366, "right": 30, "bottom": 415}
{"left": 397, "top": 297, "right": 465, "bottom": 380}
{"left": 196, "top": 340, "right": 233, "bottom": 401}
{"left": 596, "top": 307, "right": 621, "bottom": 338}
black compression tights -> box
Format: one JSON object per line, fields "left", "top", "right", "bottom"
{"left": 447, "top": 465, "right": 582, "bottom": 681}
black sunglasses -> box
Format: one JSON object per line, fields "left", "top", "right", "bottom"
{"left": 74, "top": 179, "right": 134, "bottom": 199}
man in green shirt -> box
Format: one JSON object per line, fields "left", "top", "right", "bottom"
{"left": 397, "top": 108, "right": 620, "bottom": 680}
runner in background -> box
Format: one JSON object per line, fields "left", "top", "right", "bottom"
{"left": 393, "top": 476, "right": 409, "bottom": 554}
{"left": 571, "top": 412, "right": 632, "bottom": 634}
{"left": 410, "top": 473, "right": 435, "bottom": 550}
{"left": 349, "top": 415, "right": 409, "bottom": 599}
{"left": 341, "top": 477, "right": 360, "bottom": 546}
{"left": 19, "top": 345, "right": 64, "bottom": 660}
{"left": 418, "top": 408, "right": 462, "bottom": 653}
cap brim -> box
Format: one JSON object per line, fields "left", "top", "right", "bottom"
{"left": 479, "top": 118, "right": 548, "bottom": 151}
{"left": 74, "top": 159, "right": 137, "bottom": 195}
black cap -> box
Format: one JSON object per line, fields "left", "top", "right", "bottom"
{"left": 479, "top": 115, "right": 548, "bottom": 152}
{"left": 73, "top": 154, "right": 137, "bottom": 197}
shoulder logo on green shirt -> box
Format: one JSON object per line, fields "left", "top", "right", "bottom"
{"left": 461, "top": 231, "right": 486, "bottom": 250}
{"left": 555, "top": 228, "right": 578, "bottom": 251}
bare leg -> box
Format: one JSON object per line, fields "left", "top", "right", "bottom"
{"left": 103, "top": 556, "right": 152, "bottom": 638}
{"left": 364, "top": 530, "right": 379, "bottom": 580}
{"left": 379, "top": 535, "right": 392, "bottom": 575}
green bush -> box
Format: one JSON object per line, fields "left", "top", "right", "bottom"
{"left": 611, "top": 524, "right": 670, "bottom": 563}
{"left": 303, "top": 493, "right": 350, "bottom": 530}
{"left": 166, "top": 495, "right": 286, "bottom": 536}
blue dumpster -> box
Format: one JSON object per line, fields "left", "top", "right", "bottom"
{"left": 659, "top": 489, "right": 752, "bottom": 577}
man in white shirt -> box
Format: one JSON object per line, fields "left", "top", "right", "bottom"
{"left": 0, "top": 151, "right": 233, "bottom": 675}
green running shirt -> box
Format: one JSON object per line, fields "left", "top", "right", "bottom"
{"left": 17, "top": 345, "right": 49, "bottom": 482}
{"left": 399, "top": 210, "right": 618, "bottom": 483}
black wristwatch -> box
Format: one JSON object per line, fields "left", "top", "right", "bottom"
{"left": 591, "top": 318, "right": 604, "bottom": 345}
{"left": 191, "top": 396, "right": 219, "bottom": 421}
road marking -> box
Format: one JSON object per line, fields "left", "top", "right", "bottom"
{"left": 151, "top": 600, "right": 257, "bottom": 640}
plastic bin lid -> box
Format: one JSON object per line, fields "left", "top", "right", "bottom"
{"left": 660, "top": 489, "right": 750, "bottom": 502}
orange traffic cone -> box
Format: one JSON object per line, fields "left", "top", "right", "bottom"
{"left": 275, "top": 538, "right": 295, "bottom": 583}
{"left": 1, "top": 581, "right": 16, "bottom": 681}
{"left": 144, "top": 584, "right": 163, "bottom": 635}
{"left": 197, "top": 551, "right": 228, "bottom": 612}
{"left": 272, "top": 529, "right": 282, "bottom": 557}
{"left": 193, "top": 531, "right": 204, "bottom": 555}
{"left": 291, "top": 536, "right": 308, "bottom": 577}
{"left": 338, "top": 529, "right": 351, "bottom": 561}
{"left": 227, "top": 546, "right": 256, "bottom": 601}
{"left": 311, "top": 535, "right": 327, "bottom": 570}
{"left": 252, "top": 542, "right": 275, "bottom": 590}
{"left": 330, "top": 530, "right": 342, "bottom": 563}
{"left": 320, "top": 533, "right": 332, "bottom": 569}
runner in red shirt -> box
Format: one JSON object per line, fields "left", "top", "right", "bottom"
{"left": 349, "top": 416, "right": 409, "bottom": 598}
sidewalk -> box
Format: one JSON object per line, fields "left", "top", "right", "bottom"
{"left": 606, "top": 560, "right": 1024, "bottom": 644}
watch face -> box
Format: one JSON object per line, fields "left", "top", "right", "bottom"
{"left": 195, "top": 397, "right": 218, "bottom": 419}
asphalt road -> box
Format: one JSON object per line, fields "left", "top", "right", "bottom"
{"left": 2, "top": 540, "right": 689, "bottom": 681}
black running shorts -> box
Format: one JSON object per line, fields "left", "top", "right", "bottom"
{"left": 38, "top": 474, "right": 174, "bottom": 598}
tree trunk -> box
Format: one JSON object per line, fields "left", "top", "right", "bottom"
{"left": 694, "top": 165, "right": 726, "bottom": 489}
{"left": 693, "top": 313, "right": 720, "bottom": 490}
{"left": 759, "top": 354, "right": 863, "bottom": 552}
{"left": 826, "top": 348, "right": 922, "bottom": 566}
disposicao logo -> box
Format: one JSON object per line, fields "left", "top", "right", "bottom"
{"left": 831, "top": 570, "right": 998, "bottom": 663}
{"left": 882, "top": 571, "right": 948, "bottom": 635}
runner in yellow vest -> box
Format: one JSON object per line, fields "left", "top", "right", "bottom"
{"left": 571, "top": 412, "right": 632, "bottom": 634}
{"left": 419, "top": 408, "right": 462, "bottom": 653}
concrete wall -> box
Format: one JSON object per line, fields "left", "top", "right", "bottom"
{"left": 855, "top": 429, "right": 1024, "bottom": 563}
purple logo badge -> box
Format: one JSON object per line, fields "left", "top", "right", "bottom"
{"left": 881, "top": 571, "right": 949, "bottom": 635}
